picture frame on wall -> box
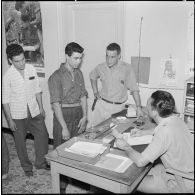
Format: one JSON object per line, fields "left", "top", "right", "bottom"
{"left": 2, "top": 1, "right": 45, "bottom": 77}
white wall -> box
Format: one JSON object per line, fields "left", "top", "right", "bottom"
{"left": 123, "top": 1, "right": 194, "bottom": 114}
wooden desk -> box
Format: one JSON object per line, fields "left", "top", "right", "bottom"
{"left": 46, "top": 110, "right": 156, "bottom": 193}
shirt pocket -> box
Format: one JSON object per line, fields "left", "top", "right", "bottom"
{"left": 28, "top": 78, "right": 37, "bottom": 92}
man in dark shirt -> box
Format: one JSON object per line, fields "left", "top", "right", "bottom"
{"left": 48, "top": 42, "right": 88, "bottom": 149}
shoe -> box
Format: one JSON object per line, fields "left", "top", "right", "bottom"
{"left": 25, "top": 171, "right": 33, "bottom": 177}
{"left": 2, "top": 173, "right": 8, "bottom": 180}
{"left": 36, "top": 163, "right": 50, "bottom": 170}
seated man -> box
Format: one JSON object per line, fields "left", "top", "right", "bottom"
{"left": 114, "top": 90, "right": 194, "bottom": 193}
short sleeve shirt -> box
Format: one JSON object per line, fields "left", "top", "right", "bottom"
{"left": 48, "top": 63, "right": 88, "bottom": 104}
{"left": 89, "top": 61, "right": 139, "bottom": 102}
{"left": 142, "top": 116, "right": 194, "bottom": 174}
{"left": 2, "top": 64, "right": 41, "bottom": 119}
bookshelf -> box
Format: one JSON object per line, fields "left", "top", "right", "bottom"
{"left": 182, "top": 76, "right": 194, "bottom": 133}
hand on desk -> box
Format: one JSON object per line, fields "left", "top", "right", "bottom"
{"left": 115, "top": 138, "right": 129, "bottom": 150}
{"left": 131, "top": 127, "right": 155, "bottom": 137}
{"left": 111, "top": 128, "right": 123, "bottom": 139}
{"left": 130, "top": 128, "right": 144, "bottom": 137}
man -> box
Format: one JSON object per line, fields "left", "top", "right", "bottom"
{"left": 48, "top": 42, "right": 88, "bottom": 149}
{"left": 114, "top": 90, "right": 194, "bottom": 193}
{"left": 2, "top": 44, "right": 49, "bottom": 177}
{"left": 89, "top": 43, "right": 144, "bottom": 126}
{"left": 48, "top": 42, "right": 88, "bottom": 193}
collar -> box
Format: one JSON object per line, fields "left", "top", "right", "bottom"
{"left": 60, "top": 63, "right": 76, "bottom": 74}
{"left": 158, "top": 115, "right": 176, "bottom": 126}
{"left": 154, "top": 115, "right": 176, "bottom": 134}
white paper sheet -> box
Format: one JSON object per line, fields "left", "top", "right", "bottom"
{"left": 95, "top": 153, "right": 133, "bottom": 173}
{"left": 122, "top": 133, "right": 153, "bottom": 146}
{"left": 64, "top": 141, "right": 107, "bottom": 157}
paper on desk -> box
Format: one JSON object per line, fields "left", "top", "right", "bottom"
{"left": 122, "top": 133, "right": 153, "bottom": 146}
{"left": 95, "top": 153, "right": 133, "bottom": 173}
{"left": 64, "top": 141, "right": 107, "bottom": 157}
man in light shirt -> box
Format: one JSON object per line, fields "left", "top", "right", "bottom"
{"left": 89, "top": 43, "right": 144, "bottom": 126}
{"left": 2, "top": 44, "right": 49, "bottom": 177}
{"left": 114, "top": 90, "right": 194, "bottom": 193}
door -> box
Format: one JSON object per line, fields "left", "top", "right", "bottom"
{"left": 58, "top": 1, "right": 124, "bottom": 126}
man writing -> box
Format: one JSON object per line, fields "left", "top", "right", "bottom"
{"left": 113, "top": 90, "right": 194, "bottom": 193}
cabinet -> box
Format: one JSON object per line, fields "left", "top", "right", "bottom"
{"left": 182, "top": 76, "right": 194, "bottom": 133}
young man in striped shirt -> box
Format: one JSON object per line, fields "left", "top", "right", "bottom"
{"left": 2, "top": 44, "right": 49, "bottom": 177}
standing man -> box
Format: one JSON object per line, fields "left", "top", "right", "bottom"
{"left": 114, "top": 90, "right": 194, "bottom": 193}
{"left": 48, "top": 42, "right": 88, "bottom": 149}
{"left": 89, "top": 43, "right": 144, "bottom": 126}
{"left": 2, "top": 44, "right": 49, "bottom": 177}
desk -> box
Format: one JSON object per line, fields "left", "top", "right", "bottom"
{"left": 46, "top": 110, "right": 156, "bottom": 193}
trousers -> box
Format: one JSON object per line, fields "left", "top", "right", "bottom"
{"left": 53, "top": 106, "right": 83, "bottom": 149}
{"left": 53, "top": 106, "right": 83, "bottom": 190}
{"left": 13, "top": 113, "right": 49, "bottom": 172}
{"left": 91, "top": 99, "right": 124, "bottom": 126}
{"left": 2, "top": 133, "right": 10, "bottom": 175}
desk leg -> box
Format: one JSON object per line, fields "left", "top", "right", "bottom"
{"left": 51, "top": 162, "right": 60, "bottom": 193}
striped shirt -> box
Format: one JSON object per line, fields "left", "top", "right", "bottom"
{"left": 2, "top": 64, "right": 41, "bottom": 119}
{"left": 89, "top": 61, "right": 139, "bottom": 103}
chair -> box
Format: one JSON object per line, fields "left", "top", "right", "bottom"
{"left": 166, "top": 168, "right": 194, "bottom": 193}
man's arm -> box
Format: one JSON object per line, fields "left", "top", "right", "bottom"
{"left": 3, "top": 104, "right": 17, "bottom": 132}
{"left": 52, "top": 102, "right": 70, "bottom": 140}
{"left": 78, "top": 96, "right": 87, "bottom": 133}
{"left": 36, "top": 92, "right": 45, "bottom": 117}
{"left": 116, "top": 138, "right": 150, "bottom": 167}
{"left": 131, "top": 90, "right": 144, "bottom": 117}
{"left": 90, "top": 79, "right": 100, "bottom": 99}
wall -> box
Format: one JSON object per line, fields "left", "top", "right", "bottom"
{"left": 123, "top": 1, "right": 194, "bottom": 114}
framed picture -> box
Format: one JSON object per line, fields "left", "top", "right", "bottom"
{"left": 2, "top": 1, "right": 45, "bottom": 77}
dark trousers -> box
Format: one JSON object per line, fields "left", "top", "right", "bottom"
{"left": 2, "top": 133, "right": 10, "bottom": 175}
{"left": 13, "top": 113, "right": 49, "bottom": 172}
{"left": 53, "top": 106, "right": 83, "bottom": 149}
{"left": 53, "top": 106, "right": 83, "bottom": 190}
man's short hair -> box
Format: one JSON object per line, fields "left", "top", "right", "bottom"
{"left": 65, "top": 42, "right": 84, "bottom": 57}
{"left": 150, "top": 90, "right": 176, "bottom": 118}
{"left": 6, "top": 44, "right": 24, "bottom": 60}
{"left": 106, "top": 43, "right": 121, "bottom": 55}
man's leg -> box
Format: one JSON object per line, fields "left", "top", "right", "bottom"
{"left": 53, "top": 113, "right": 65, "bottom": 149}
{"left": 137, "top": 163, "right": 170, "bottom": 193}
{"left": 92, "top": 100, "right": 110, "bottom": 126}
{"left": 28, "top": 114, "right": 49, "bottom": 168}
{"left": 13, "top": 119, "right": 33, "bottom": 172}
{"left": 2, "top": 133, "right": 10, "bottom": 178}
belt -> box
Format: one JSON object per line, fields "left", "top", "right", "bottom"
{"left": 61, "top": 103, "right": 80, "bottom": 108}
{"left": 101, "top": 97, "right": 125, "bottom": 105}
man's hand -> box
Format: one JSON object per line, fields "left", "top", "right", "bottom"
{"left": 112, "top": 128, "right": 123, "bottom": 139}
{"left": 130, "top": 128, "right": 144, "bottom": 137}
{"left": 115, "top": 138, "right": 129, "bottom": 150}
{"left": 136, "top": 107, "right": 144, "bottom": 118}
{"left": 78, "top": 116, "right": 87, "bottom": 134}
{"left": 94, "top": 92, "right": 101, "bottom": 99}
{"left": 62, "top": 128, "right": 70, "bottom": 140}
{"left": 39, "top": 107, "right": 45, "bottom": 119}
{"left": 8, "top": 119, "right": 17, "bottom": 132}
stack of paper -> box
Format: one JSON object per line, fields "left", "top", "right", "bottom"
{"left": 95, "top": 153, "right": 133, "bottom": 173}
{"left": 64, "top": 141, "right": 107, "bottom": 157}
{"left": 122, "top": 133, "right": 153, "bottom": 146}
